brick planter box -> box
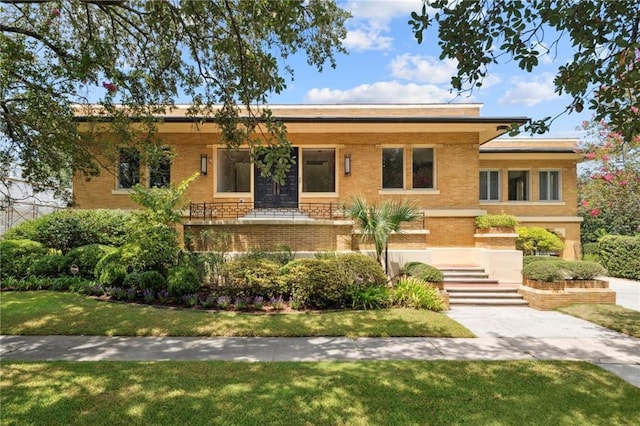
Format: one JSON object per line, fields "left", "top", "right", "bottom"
{"left": 474, "top": 227, "right": 517, "bottom": 250}
{"left": 519, "top": 278, "right": 615, "bottom": 310}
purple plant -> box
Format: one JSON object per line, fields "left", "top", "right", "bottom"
{"left": 126, "top": 288, "right": 137, "bottom": 302}
{"left": 182, "top": 294, "right": 197, "bottom": 307}
{"left": 142, "top": 289, "right": 155, "bottom": 304}
{"left": 200, "top": 294, "right": 216, "bottom": 309}
{"left": 216, "top": 295, "right": 231, "bottom": 309}
{"left": 88, "top": 283, "right": 104, "bottom": 296}
{"left": 253, "top": 296, "right": 265, "bottom": 310}
{"left": 234, "top": 297, "right": 248, "bottom": 310}
{"left": 157, "top": 289, "right": 169, "bottom": 304}
{"left": 269, "top": 296, "right": 284, "bottom": 310}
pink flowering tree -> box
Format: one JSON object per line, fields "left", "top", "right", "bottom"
{"left": 578, "top": 117, "right": 640, "bottom": 243}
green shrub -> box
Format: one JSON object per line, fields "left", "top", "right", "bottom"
{"left": 287, "top": 258, "right": 351, "bottom": 309}
{"left": 94, "top": 249, "right": 129, "bottom": 286}
{"left": 241, "top": 245, "right": 295, "bottom": 266}
{"left": 401, "top": 262, "right": 444, "bottom": 283}
{"left": 121, "top": 223, "right": 180, "bottom": 274}
{"left": 516, "top": 227, "right": 564, "bottom": 255}
{"left": 392, "top": 277, "right": 445, "bottom": 311}
{"left": 351, "top": 285, "right": 391, "bottom": 310}
{"left": 582, "top": 242, "right": 599, "bottom": 261}
{"left": 4, "top": 209, "right": 130, "bottom": 252}
{"left": 475, "top": 214, "right": 518, "bottom": 229}
{"left": 167, "top": 265, "right": 201, "bottom": 297}
{"left": 561, "top": 261, "right": 606, "bottom": 280}
{"left": 65, "top": 244, "right": 117, "bottom": 279}
{"left": 337, "top": 253, "right": 387, "bottom": 287}
{"left": 522, "top": 260, "right": 565, "bottom": 282}
{"left": 597, "top": 235, "right": 640, "bottom": 280}
{"left": 522, "top": 255, "right": 563, "bottom": 267}
{"left": 0, "top": 239, "right": 48, "bottom": 279}
{"left": 124, "top": 271, "right": 167, "bottom": 292}
{"left": 221, "top": 257, "right": 288, "bottom": 298}
{"left": 27, "top": 254, "right": 68, "bottom": 278}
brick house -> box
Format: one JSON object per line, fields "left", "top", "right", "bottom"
{"left": 73, "top": 104, "right": 582, "bottom": 283}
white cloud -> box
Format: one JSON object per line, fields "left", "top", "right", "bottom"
{"left": 498, "top": 74, "right": 559, "bottom": 106}
{"left": 389, "top": 54, "right": 457, "bottom": 84}
{"left": 342, "top": 1, "right": 429, "bottom": 52}
{"left": 304, "top": 81, "right": 465, "bottom": 104}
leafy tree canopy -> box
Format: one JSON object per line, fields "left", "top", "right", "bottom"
{"left": 409, "top": 0, "right": 639, "bottom": 139}
{"left": 1, "top": 0, "right": 349, "bottom": 200}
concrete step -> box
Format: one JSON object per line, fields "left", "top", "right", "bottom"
{"left": 443, "top": 277, "right": 499, "bottom": 285}
{"left": 443, "top": 272, "right": 490, "bottom": 279}
{"left": 449, "top": 298, "right": 529, "bottom": 306}
{"left": 447, "top": 287, "right": 528, "bottom": 307}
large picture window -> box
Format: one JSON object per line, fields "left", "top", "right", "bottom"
{"left": 118, "top": 147, "right": 140, "bottom": 189}
{"left": 480, "top": 170, "right": 500, "bottom": 201}
{"left": 539, "top": 170, "right": 561, "bottom": 201}
{"left": 412, "top": 148, "right": 434, "bottom": 189}
{"left": 302, "top": 148, "right": 335, "bottom": 192}
{"left": 217, "top": 149, "right": 250, "bottom": 193}
{"left": 382, "top": 148, "right": 404, "bottom": 189}
{"left": 149, "top": 149, "right": 171, "bottom": 188}
{"left": 508, "top": 170, "right": 530, "bottom": 201}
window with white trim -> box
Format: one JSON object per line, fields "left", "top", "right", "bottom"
{"left": 217, "top": 149, "right": 250, "bottom": 192}
{"left": 480, "top": 170, "right": 500, "bottom": 201}
{"left": 412, "top": 147, "right": 434, "bottom": 189}
{"left": 382, "top": 147, "right": 404, "bottom": 189}
{"left": 118, "top": 147, "right": 140, "bottom": 189}
{"left": 302, "top": 148, "right": 335, "bottom": 192}
{"left": 508, "top": 170, "right": 530, "bottom": 201}
{"left": 539, "top": 170, "right": 561, "bottom": 201}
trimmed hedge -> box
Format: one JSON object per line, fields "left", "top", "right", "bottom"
{"left": 401, "top": 262, "right": 444, "bottom": 283}
{"left": 221, "top": 257, "right": 287, "bottom": 298}
{"left": 287, "top": 258, "right": 351, "bottom": 309}
{"left": 523, "top": 259, "right": 606, "bottom": 282}
{"left": 167, "top": 265, "right": 201, "bottom": 297}
{"left": 597, "top": 235, "right": 640, "bottom": 280}
{"left": 337, "top": 253, "right": 387, "bottom": 287}
{"left": 475, "top": 214, "right": 518, "bottom": 229}
{"left": 65, "top": 244, "right": 117, "bottom": 279}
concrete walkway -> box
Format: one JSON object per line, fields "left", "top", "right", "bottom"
{"left": 1, "top": 277, "right": 638, "bottom": 386}
{"left": 607, "top": 276, "right": 640, "bottom": 311}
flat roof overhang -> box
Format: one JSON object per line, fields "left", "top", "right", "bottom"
{"left": 76, "top": 115, "right": 529, "bottom": 144}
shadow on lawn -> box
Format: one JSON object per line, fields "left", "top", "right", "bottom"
{"left": 2, "top": 360, "right": 639, "bottom": 425}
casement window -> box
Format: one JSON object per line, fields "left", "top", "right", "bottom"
{"left": 149, "top": 149, "right": 171, "bottom": 188}
{"left": 118, "top": 147, "right": 140, "bottom": 189}
{"left": 217, "top": 148, "right": 251, "bottom": 193}
{"left": 539, "top": 170, "right": 561, "bottom": 201}
{"left": 480, "top": 170, "right": 501, "bottom": 201}
{"left": 508, "top": 170, "right": 530, "bottom": 201}
{"left": 382, "top": 147, "right": 404, "bottom": 189}
{"left": 302, "top": 148, "right": 335, "bottom": 193}
{"left": 412, "top": 148, "right": 434, "bottom": 189}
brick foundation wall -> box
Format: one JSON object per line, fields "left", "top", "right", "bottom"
{"left": 518, "top": 284, "right": 616, "bottom": 310}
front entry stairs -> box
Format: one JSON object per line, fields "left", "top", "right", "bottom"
{"left": 439, "top": 266, "right": 528, "bottom": 307}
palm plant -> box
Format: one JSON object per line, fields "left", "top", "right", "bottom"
{"left": 347, "top": 196, "right": 421, "bottom": 274}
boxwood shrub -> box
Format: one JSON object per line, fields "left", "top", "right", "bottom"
{"left": 220, "top": 257, "right": 287, "bottom": 298}
{"left": 597, "top": 235, "right": 640, "bottom": 280}
{"left": 167, "top": 265, "right": 201, "bottom": 297}
{"left": 337, "top": 253, "right": 387, "bottom": 287}
{"left": 27, "top": 254, "right": 68, "bottom": 278}
{"left": 475, "top": 214, "right": 518, "bottom": 229}
{"left": 65, "top": 244, "right": 118, "bottom": 279}
{"left": 516, "top": 227, "right": 564, "bottom": 255}
{"left": 287, "top": 258, "right": 351, "bottom": 309}
{"left": 124, "top": 270, "right": 167, "bottom": 292}
{"left": 401, "top": 262, "right": 444, "bottom": 283}
{"left": 561, "top": 261, "right": 606, "bottom": 280}
{"left": 522, "top": 260, "right": 565, "bottom": 282}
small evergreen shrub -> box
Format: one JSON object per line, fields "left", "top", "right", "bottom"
{"left": 287, "top": 258, "right": 351, "bottom": 309}
{"left": 27, "top": 254, "right": 68, "bottom": 278}
{"left": 561, "top": 261, "right": 606, "bottom": 280}
{"left": 337, "top": 253, "right": 387, "bottom": 287}
{"left": 522, "top": 260, "right": 565, "bottom": 282}
{"left": 401, "top": 262, "right": 444, "bottom": 283}
{"left": 241, "top": 245, "right": 295, "bottom": 265}
{"left": 0, "top": 239, "right": 48, "bottom": 279}
{"left": 475, "top": 214, "right": 518, "bottom": 229}
{"left": 121, "top": 223, "right": 180, "bottom": 275}
{"left": 597, "top": 235, "right": 640, "bottom": 280}
{"left": 123, "top": 271, "right": 167, "bottom": 292}
{"left": 167, "top": 265, "right": 201, "bottom": 297}
{"left": 65, "top": 244, "right": 117, "bottom": 279}
{"left": 221, "top": 257, "right": 287, "bottom": 298}
{"left": 522, "top": 255, "right": 563, "bottom": 267}
{"left": 392, "top": 277, "right": 445, "bottom": 311}
{"left": 516, "top": 227, "right": 564, "bottom": 255}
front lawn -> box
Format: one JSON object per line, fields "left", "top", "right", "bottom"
{"left": 558, "top": 304, "right": 640, "bottom": 338}
{"left": 0, "top": 291, "right": 473, "bottom": 337}
{"left": 2, "top": 360, "right": 638, "bottom": 425}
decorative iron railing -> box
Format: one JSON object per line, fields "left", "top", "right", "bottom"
{"left": 188, "top": 202, "right": 426, "bottom": 229}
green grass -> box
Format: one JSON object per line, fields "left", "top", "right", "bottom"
{"left": 558, "top": 304, "right": 640, "bottom": 338}
{"left": 0, "top": 291, "right": 473, "bottom": 337}
{"left": 2, "top": 360, "right": 639, "bottom": 425}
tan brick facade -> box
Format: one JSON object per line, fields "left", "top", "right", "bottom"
{"left": 72, "top": 105, "right": 582, "bottom": 257}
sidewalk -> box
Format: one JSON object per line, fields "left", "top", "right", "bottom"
{"left": 606, "top": 276, "right": 640, "bottom": 311}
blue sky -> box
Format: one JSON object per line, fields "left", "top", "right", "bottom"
{"left": 268, "top": 0, "right": 590, "bottom": 139}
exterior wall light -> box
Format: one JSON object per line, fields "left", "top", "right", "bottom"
{"left": 344, "top": 153, "right": 351, "bottom": 176}
{"left": 201, "top": 154, "right": 208, "bottom": 175}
